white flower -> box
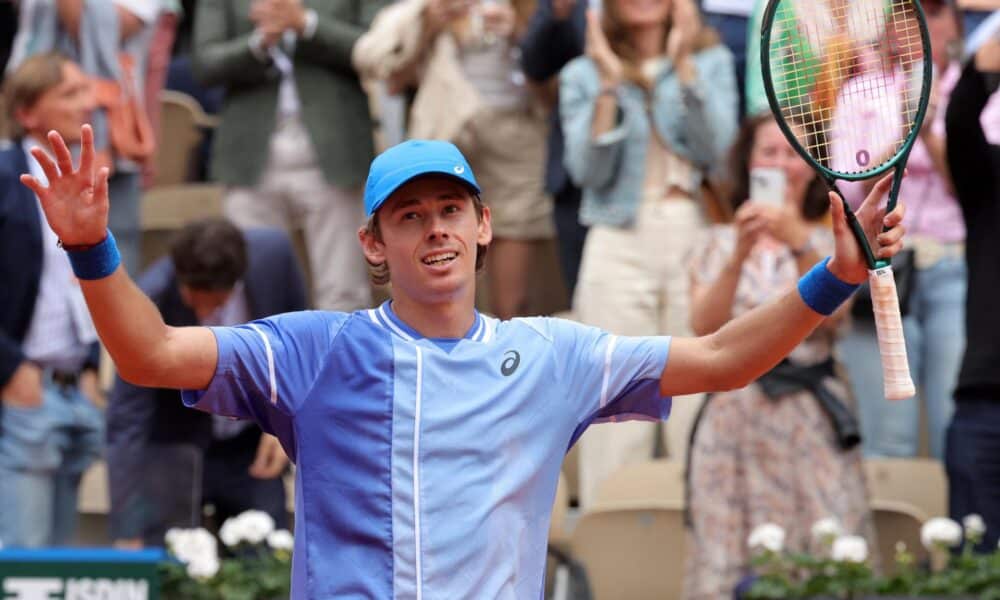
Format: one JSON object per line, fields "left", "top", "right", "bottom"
{"left": 831, "top": 535, "right": 869, "bottom": 563}
{"left": 166, "top": 527, "right": 219, "bottom": 581}
{"left": 219, "top": 517, "right": 242, "bottom": 548}
{"left": 921, "top": 517, "right": 963, "bottom": 550}
{"left": 219, "top": 510, "right": 276, "bottom": 547}
{"left": 811, "top": 518, "right": 843, "bottom": 545}
{"left": 186, "top": 555, "right": 220, "bottom": 580}
{"left": 267, "top": 529, "right": 294, "bottom": 551}
{"left": 239, "top": 510, "right": 276, "bottom": 544}
{"left": 748, "top": 523, "right": 786, "bottom": 553}
{"left": 963, "top": 514, "right": 986, "bottom": 539}
{"left": 164, "top": 528, "right": 183, "bottom": 549}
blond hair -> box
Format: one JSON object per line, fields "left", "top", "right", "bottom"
{"left": 601, "top": 0, "right": 719, "bottom": 89}
{"left": 3, "top": 52, "right": 71, "bottom": 138}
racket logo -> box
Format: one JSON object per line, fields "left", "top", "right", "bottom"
{"left": 856, "top": 150, "right": 871, "bottom": 167}
{"left": 501, "top": 350, "right": 521, "bottom": 376}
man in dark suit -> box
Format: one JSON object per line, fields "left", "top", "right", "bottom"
{"left": 191, "top": 0, "right": 389, "bottom": 312}
{"left": 0, "top": 52, "right": 103, "bottom": 547}
{"left": 520, "top": 0, "right": 588, "bottom": 298}
{"left": 107, "top": 218, "right": 307, "bottom": 547}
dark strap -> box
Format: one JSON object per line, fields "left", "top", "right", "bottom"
{"left": 757, "top": 358, "right": 861, "bottom": 451}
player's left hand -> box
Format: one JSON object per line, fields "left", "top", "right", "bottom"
{"left": 827, "top": 171, "right": 906, "bottom": 285}
{"left": 249, "top": 434, "right": 290, "bottom": 479}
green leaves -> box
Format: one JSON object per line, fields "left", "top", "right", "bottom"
{"left": 159, "top": 551, "right": 292, "bottom": 600}
{"left": 747, "top": 542, "right": 1000, "bottom": 598}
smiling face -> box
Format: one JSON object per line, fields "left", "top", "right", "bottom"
{"left": 359, "top": 176, "right": 492, "bottom": 304}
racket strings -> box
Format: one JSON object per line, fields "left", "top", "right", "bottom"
{"left": 767, "top": 0, "right": 926, "bottom": 174}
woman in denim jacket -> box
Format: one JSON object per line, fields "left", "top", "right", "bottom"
{"left": 559, "top": 0, "right": 738, "bottom": 507}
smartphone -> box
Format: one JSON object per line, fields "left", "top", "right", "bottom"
{"left": 749, "top": 167, "right": 787, "bottom": 207}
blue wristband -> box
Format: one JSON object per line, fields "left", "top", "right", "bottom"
{"left": 65, "top": 230, "right": 121, "bottom": 280}
{"left": 797, "top": 257, "right": 859, "bottom": 316}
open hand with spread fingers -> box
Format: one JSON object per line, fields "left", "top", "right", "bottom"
{"left": 19, "top": 124, "right": 110, "bottom": 248}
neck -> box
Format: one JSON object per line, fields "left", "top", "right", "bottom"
{"left": 630, "top": 25, "right": 666, "bottom": 61}
{"left": 23, "top": 130, "right": 45, "bottom": 145}
{"left": 390, "top": 286, "right": 478, "bottom": 339}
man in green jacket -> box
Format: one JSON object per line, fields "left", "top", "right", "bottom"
{"left": 192, "top": 0, "right": 388, "bottom": 311}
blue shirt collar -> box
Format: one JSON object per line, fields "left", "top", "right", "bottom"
{"left": 373, "top": 301, "right": 489, "bottom": 345}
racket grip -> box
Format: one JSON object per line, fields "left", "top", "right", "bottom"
{"left": 869, "top": 267, "right": 916, "bottom": 401}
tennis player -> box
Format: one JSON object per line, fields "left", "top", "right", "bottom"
{"left": 22, "top": 127, "right": 905, "bottom": 598}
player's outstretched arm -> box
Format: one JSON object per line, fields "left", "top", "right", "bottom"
{"left": 660, "top": 172, "right": 906, "bottom": 397}
{"left": 21, "top": 126, "right": 217, "bottom": 390}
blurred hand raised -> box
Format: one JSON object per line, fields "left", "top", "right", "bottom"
{"left": 20, "top": 125, "right": 110, "bottom": 247}
{"left": 585, "top": 9, "right": 623, "bottom": 86}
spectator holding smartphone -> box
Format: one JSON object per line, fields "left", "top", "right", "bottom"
{"left": 683, "top": 113, "right": 873, "bottom": 600}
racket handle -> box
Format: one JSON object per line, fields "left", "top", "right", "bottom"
{"left": 869, "top": 267, "right": 915, "bottom": 401}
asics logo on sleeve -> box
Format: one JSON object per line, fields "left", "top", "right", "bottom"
{"left": 501, "top": 351, "right": 520, "bottom": 376}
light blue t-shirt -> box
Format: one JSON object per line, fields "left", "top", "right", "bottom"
{"left": 182, "top": 301, "right": 672, "bottom": 599}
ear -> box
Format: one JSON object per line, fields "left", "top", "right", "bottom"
{"left": 14, "top": 105, "right": 38, "bottom": 133}
{"left": 358, "top": 226, "right": 386, "bottom": 265}
{"left": 477, "top": 205, "right": 493, "bottom": 247}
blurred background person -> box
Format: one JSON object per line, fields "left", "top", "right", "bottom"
{"left": 7, "top": 0, "right": 161, "bottom": 275}
{"left": 683, "top": 113, "right": 874, "bottom": 599}
{"left": 354, "top": 0, "right": 555, "bottom": 320}
{"left": 0, "top": 52, "right": 104, "bottom": 548}
{"left": 698, "top": 0, "right": 753, "bottom": 118}
{"left": 945, "top": 33, "right": 1000, "bottom": 551}
{"left": 192, "top": 0, "right": 387, "bottom": 311}
{"left": 107, "top": 218, "right": 304, "bottom": 547}
{"left": 560, "top": 0, "right": 737, "bottom": 506}
{"left": 141, "top": 0, "right": 181, "bottom": 188}
{"left": 520, "top": 0, "right": 589, "bottom": 299}
{"left": 832, "top": 0, "right": 985, "bottom": 460}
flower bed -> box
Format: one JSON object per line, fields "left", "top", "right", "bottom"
{"left": 160, "top": 510, "right": 293, "bottom": 600}
{"left": 744, "top": 515, "right": 1000, "bottom": 599}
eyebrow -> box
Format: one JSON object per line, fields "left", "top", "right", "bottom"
{"left": 388, "top": 192, "right": 466, "bottom": 214}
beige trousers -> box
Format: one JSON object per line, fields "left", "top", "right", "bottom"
{"left": 225, "top": 116, "right": 371, "bottom": 311}
{"left": 574, "top": 198, "right": 706, "bottom": 508}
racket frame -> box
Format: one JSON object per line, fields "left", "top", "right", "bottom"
{"left": 759, "top": 0, "right": 934, "bottom": 269}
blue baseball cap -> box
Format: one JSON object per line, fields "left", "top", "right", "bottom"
{"left": 364, "top": 139, "right": 481, "bottom": 218}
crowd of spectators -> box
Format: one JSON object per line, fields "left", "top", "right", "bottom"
{"left": 1, "top": 0, "right": 998, "bottom": 596}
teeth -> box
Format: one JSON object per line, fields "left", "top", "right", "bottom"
{"left": 423, "top": 252, "right": 457, "bottom": 265}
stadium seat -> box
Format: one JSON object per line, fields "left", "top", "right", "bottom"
{"left": 153, "top": 90, "right": 218, "bottom": 187}
{"left": 864, "top": 458, "right": 948, "bottom": 522}
{"left": 591, "top": 459, "right": 685, "bottom": 509}
{"left": 871, "top": 498, "right": 929, "bottom": 576}
{"left": 570, "top": 505, "right": 686, "bottom": 600}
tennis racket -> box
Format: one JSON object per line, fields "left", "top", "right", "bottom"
{"left": 760, "top": 0, "right": 930, "bottom": 400}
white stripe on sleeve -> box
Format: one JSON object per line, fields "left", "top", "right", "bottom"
{"left": 249, "top": 324, "right": 278, "bottom": 406}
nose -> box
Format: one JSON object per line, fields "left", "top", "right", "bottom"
{"left": 425, "top": 215, "right": 450, "bottom": 241}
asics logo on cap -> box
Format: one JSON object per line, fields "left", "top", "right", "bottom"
{"left": 454, "top": 165, "right": 465, "bottom": 174}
